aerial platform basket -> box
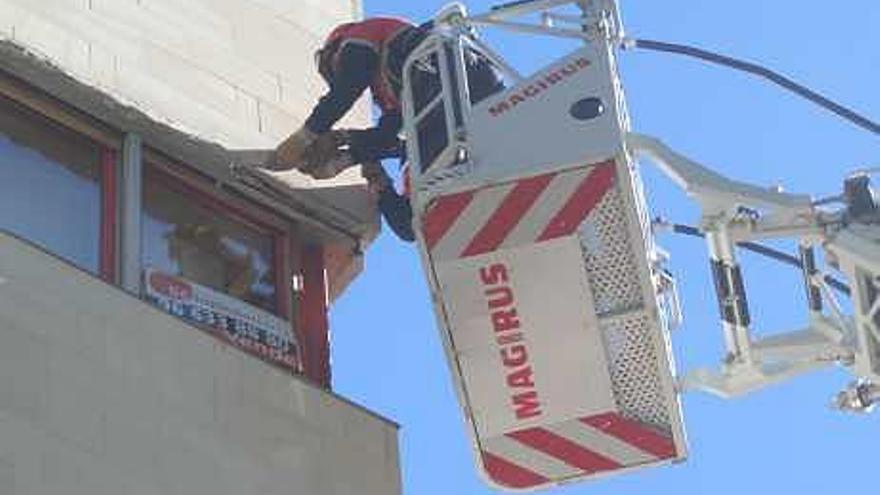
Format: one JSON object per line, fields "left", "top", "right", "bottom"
{"left": 402, "top": 7, "right": 687, "bottom": 490}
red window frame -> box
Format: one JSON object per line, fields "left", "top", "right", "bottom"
{"left": 143, "top": 154, "right": 302, "bottom": 368}
{"left": 143, "top": 162, "right": 289, "bottom": 317}
{"left": 0, "top": 84, "right": 120, "bottom": 280}
{"left": 299, "top": 244, "right": 330, "bottom": 387}
{"left": 142, "top": 161, "right": 334, "bottom": 387}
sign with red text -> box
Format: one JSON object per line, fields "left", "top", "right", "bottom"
{"left": 144, "top": 268, "right": 300, "bottom": 371}
{"left": 434, "top": 236, "right": 616, "bottom": 439}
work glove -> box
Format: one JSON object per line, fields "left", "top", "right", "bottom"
{"left": 273, "top": 126, "right": 318, "bottom": 170}
{"left": 304, "top": 152, "right": 358, "bottom": 180}
{"left": 299, "top": 130, "right": 358, "bottom": 179}
{"left": 361, "top": 161, "right": 392, "bottom": 194}
{"left": 301, "top": 130, "right": 350, "bottom": 166}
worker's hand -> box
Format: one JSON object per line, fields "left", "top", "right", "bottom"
{"left": 274, "top": 126, "right": 318, "bottom": 170}
{"left": 305, "top": 152, "right": 357, "bottom": 180}
{"left": 301, "top": 130, "right": 350, "bottom": 168}
{"left": 297, "top": 130, "right": 355, "bottom": 179}
{"left": 361, "top": 161, "right": 392, "bottom": 194}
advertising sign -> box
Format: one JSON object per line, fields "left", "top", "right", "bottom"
{"left": 144, "top": 268, "right": 300, "bottom": 370}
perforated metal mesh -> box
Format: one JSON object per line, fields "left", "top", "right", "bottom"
{"left": 858, "top": 270, "right": 880, "bottom": 376}
{"left": 580, "top": 174, "right": 672, "bottom": 431}
{"left": 599, "top": 315, "right": 671, "bottom": 429}
{"left": 580, "top": 184, "right": 644, "bottom": 315}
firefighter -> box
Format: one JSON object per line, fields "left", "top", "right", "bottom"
{"left": 268, "top": 17, "right": 503, "bottom": 241}
{"left": 267, "top": 17, "right": 423, "bottom": 178}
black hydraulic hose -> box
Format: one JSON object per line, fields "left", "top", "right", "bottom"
{"left": 669, "top": 223, "right": 851, "bottom": 296}
{"left": 630, "top": 38, "right": 880, "bottom": 137}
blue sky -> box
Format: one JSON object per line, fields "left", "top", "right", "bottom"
{"left": 331, "top": 1, "right": 880, "bottom": 493}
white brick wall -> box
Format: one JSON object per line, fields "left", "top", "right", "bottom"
{"left": 0, "top": 232, "right": 400, "bottom": 495}
{"left": 0, "top": 0, "right": 369, "bottom": 148}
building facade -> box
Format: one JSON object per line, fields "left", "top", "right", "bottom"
{"left": 0, "top": 1, "right": 400, "bottom": 494}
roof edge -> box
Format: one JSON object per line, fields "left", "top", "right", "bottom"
{"left": 0, "top": 39, "right": 379, "bottom": 247}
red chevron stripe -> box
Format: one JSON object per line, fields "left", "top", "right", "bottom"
{"left": 537, "top": 161, "right": 616, "bottom": 242}
{"left": 422, "top": 191, "right": 475, "bottom": 251}
{"left": 507, "top": 427, "right": 622, "bottom": 473}
{"left": 580, "top": 413, "right": 677, "bottom": 459}
{"left": 481, "top": 451, "right": 550, "bottom": 489}
{"left": 460, "top": 173, "right": 555, "bottom": 258}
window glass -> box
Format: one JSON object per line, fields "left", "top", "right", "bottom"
{"left": 418, "top": 105, "right": 449, "bottom": 172}
{"left": 409, "top": 53, "right": 442, "bottom": 116}
{"left": 141, "top": 169, "right": 278, "bottom": 313}
{"left": 409, "top": 52, "right": 449, "bottom": 171}
{"left": 443, "top": 43, "right": 465, "bottom": 129}
{"left": 409, "top": 44, "right": 505, "bottom": 173}
{"left": 0, "top": 95, "right": 102, "bottom": 272}
{"left": 465, "top": 48, "right": 507, "bottom": 105}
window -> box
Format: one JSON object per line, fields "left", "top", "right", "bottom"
{"left": 0, "top": 75, "right": 310, "bottom": 376}
{"left": 408, "top": 52, "right": 449, "bottom": 171}
{"left": 464, "top": 48, "right": 506, "bottom": 106}
{"left": 407, "top": 41, "right": 506, "bottom": 172}
{"left": 141, "top": 166, "right": 278, "bottom": 313}
{"left": 140, "top": 164, "right": 301, "bottom": 372}
{"left": 0, "top": 94, "right": 103, "bottom": 273}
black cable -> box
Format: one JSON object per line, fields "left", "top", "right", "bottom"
{"left": 669, "top": 223, "right": 851, "bottom": 296}
{"left": 491, "top": 0, "right": 539, "bottom": 11}
{"left": 631, "top": 38, "right": 880, "bottom": 137}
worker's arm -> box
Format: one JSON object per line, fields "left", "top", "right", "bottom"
{"left": 272, "top": 43, "right": 377, "bottom": 170}
{"left": 305, "top": 42, "right": 403, "bottom": 164}
{"left": 304, "top": 43, "right": 378, "bottom": 135}
{"left": 363, "top": 162, "right": 415, "bottom": 242}
{"left": 378, "top": 187, "right": 415, "bottom": 242}
{"left": 347, "top": 112, "right": 404, "bottom": 164}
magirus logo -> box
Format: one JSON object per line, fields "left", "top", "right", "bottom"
{"left": 488, "top": 57, "right": 591, "bottom": 118}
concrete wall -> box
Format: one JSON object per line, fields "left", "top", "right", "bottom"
{"left": 0, "top": 0, "right": 368, "bottom": 149}
{"left": 0, "top": 231, "right": 401, "bottom": 495}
